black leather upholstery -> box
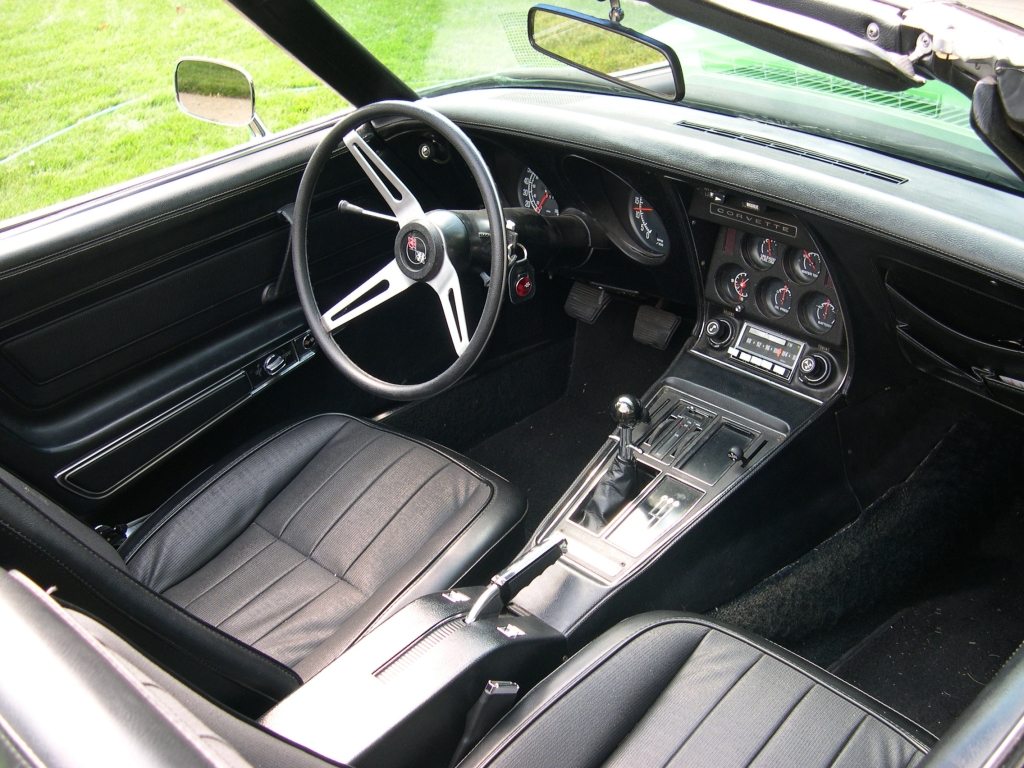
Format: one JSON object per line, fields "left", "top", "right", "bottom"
{"left": 459, "top": 612, "right": 934, "bottom": 768}
{"left": 0, "top": 570, "right": 254, "bottom": 768}
{"left": 0, "top": 567, "right": 943, "bottom": 768}
{"left": 123, "top": 414, "right": 525, "bottom": 673}
{"left": 0, "top": 414, "right": 525, "bottom": 713}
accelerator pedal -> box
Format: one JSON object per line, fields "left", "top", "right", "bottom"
{"left": 633, "top": 304, "right": 681, "bottom": 350}
{"left": 564, "top": 282, "right": 610, "bottom": 324}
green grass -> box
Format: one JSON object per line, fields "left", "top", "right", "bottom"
{"left": 0, "top": 1, "right": 346, "bottom": 221}
{"left": 0, "top": 0, "right": 673, "bottom": 223}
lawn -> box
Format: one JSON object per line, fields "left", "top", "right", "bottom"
{"left": 0, "top": 0, "right": 671, "bottom": 223}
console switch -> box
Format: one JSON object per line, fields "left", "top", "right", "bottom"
{"left": 798, "top": 352, "right": 834, "bottom": 387}
{"left": 705, "top": 318, "right": 734, "bottom": 349}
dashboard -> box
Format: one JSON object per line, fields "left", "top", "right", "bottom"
{"left": 473, "top": 135, "right": 852, "bottom": 403}
{"left": 394, "top": 86, "right": 1024, "bottom": 417}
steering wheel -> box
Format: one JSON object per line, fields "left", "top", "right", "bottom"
{"left": 291, "top": 100, "right": 507, "bottom": 401}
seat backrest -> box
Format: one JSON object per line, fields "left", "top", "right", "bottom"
{"left": 0, "top": 568, "right": 257, "bottom": 768}
{"left": 0, "top": 467, "right": 300, "bottom": 716}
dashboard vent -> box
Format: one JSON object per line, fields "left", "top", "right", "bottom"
{"left": 718, "top": 64, "right": 971, "bottom": 129}
{"left": 676, "top": 120, "right": 908, "bottom": 185}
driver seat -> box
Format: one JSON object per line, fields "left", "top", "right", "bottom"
{"left": 0, "top": 414, "right": 525, "bottom": 716}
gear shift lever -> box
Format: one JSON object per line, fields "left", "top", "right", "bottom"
{"left": 612, "top": 394, "right": 643, "bottom": 461}
{"left": 575, "top": 394, "right": 645, "bottom": 533}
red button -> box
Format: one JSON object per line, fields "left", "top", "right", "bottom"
{"left": 514, "top": 274, "right": 534, "bottom": 298}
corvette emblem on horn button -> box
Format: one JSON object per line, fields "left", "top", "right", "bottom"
{"left": 405, "top": 233, "right": 427, "bottom": 265}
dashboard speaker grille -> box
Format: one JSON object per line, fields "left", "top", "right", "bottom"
{"left": 677, "top": 120, "right": 908, "bottom": 185}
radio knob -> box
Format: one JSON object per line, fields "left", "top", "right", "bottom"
{"left": 798, "top": 352, "right": 833, "bottom": 387}
{"left": 705, "top": 318, "right": 735, "bottom": 349}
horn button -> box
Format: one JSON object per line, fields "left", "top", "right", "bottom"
{"left": 395, "top": 221, "right": 445, "bottom": 281}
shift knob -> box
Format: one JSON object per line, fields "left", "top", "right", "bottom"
{"left": 611, "top": 394, "right": 643, "bottom": 428}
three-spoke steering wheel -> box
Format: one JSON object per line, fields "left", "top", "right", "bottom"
{"left": 291, "top": 101, "right": 508, "bottom": 401}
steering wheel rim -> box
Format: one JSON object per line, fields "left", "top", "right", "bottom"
{"left": 292, "top": 100, "right": 507, "bottom": 401}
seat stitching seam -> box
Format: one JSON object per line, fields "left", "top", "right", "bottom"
{"left": 603, "top": 630, "right": 717, "bottom": 763}
{"left": 122, "top": 416, "right": 349, "bottom": 563}
{"left": 180, "top": 535, "right": 277, "bottom": 609}
{"left": 824, "top": 714, "right": 869, "bottom": 768}
{"left": 276, "top": 430, "right": 384, "bottom": 538}
{"left": 467, "top": 619, "right": 710, "bottom": 766}
{"left": 252, "top": 521, "right": 366, "bottom": 595}
{"left": 658, "top": 651, "right": 766, "bottom": 768}
{"left": 308, "top": 446, "right": 415, "bottom": 560}
{"left": 213, "top": 556, "right": 308, "bottom": 630}
{"left": 900, "top": 743, "right": 923, "bottom": 768}
{"left": 742, "top": 681, "right": 816, "bottom": 767}
{"left": 337, "top": 460, "right": 450, "bottom": 582}
{"left": 248, "top": 579, "right": 341, "bottom": 647}
{"left": 0, "top": 513, "right": 299, "bottom": 688}
{"left": 596, "top": 615, "right": 934, "bottom": 751}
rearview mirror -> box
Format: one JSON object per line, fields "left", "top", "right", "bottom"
{"left": 528, "top": 5, "right": 684, "bottom": 101}
{"left": 174, "top": 58, "right": 266, "bottom": 137}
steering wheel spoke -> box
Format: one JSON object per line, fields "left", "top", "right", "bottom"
{"left": 428, "top": 260, "right": 470, "bottom": 356}
{"left": 293, "top": 100, "right": 507, "bottom": 401}
{"left": 321, "top": 259, "right": 413, "bottom": 332}
{"left": 344, "top": 130, "right": 424, "bottom": 226}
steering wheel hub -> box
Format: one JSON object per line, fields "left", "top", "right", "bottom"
{"left": 394, "top": 220, "right": 444, "bottom": 282}
{"left": 291, "top": 100, "right": 507, "bottom": 402}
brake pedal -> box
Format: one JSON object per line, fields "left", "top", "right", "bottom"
{"left": 564, "top": 282, "right": 610, "bottom": 324}
{"left": 633, "top": 305, "right": 681, "bottom": 350}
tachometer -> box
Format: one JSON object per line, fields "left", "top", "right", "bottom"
{"left": 518, "top": 168, "right": 559, "bottom": 214}
{"left": 628, "top": 191, "right": 670, "bottom": 255}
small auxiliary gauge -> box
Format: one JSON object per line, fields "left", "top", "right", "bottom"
{"left": 801, "top": 292, "right": 838, "bottom": 333}
{"left": 744, "top": 236, "right": 782, "bottom": 270}
{"left": 786, "top": 248, "right": 822, "bottom": 284}
{"left": 717, "top": 264, "right": 751, "bottom": 304}
{"left": 759, "top": 278, "right": 793, "bottom": 317}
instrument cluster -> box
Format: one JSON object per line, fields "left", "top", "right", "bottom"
{"left": 709, "top": 228, "right": 843, "bottom": 345}
{"left": 511, "top": 163, "right": 674, "bottom": 262}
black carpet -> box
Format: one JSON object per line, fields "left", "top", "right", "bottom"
{"left": 466, "top": 300, "right": 683, "bottom": 533}
{"left": 714, "top": 418, "right": 1023, "bottom": 735}
{"left": 824, "top": 496, "right": 1024, "bottom": 735}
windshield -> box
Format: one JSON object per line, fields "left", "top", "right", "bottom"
{"left": 318, "top": 0, "right": 1022, "bottom": 193}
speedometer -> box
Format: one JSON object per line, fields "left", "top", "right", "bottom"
{"left": 518, "top": 168, "right": 559, "bottom": 214}
{"left": 628, "top": 191, "right": 670, "bottom": 255}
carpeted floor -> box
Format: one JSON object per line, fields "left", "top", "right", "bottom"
{"left": 466, "top": 299, "right": 683, "bottom": 533}
{"left": 714, "top": 417, "right": 1024, "bottom": 735}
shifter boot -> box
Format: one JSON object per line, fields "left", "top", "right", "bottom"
{"left": 577, "top": 455, "right": 639, "bottom": 532}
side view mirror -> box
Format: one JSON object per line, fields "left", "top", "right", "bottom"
{"left": 174, "top": 57, "right": 267, "bottom": 137}
{"left": 528, "top": 4, "right": 684, "bottom": 101}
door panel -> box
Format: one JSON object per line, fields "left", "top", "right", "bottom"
{"left": 0, "top": 127, "right": 398, "bottom": 517}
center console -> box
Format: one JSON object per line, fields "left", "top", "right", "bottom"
{"left": 550, "top": 382, "right": 787, "bottom": 582}
{"left": 264, "top": 205, "right": 855, "bottom": 768}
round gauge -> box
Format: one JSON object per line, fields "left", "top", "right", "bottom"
{"left": 786, "top": 248, "right": 823, "bottom": 284}
{"left": 743, "top": 236, "right": 782, "bottom": 271}
{"left": 759, "top": 278, "right": 793, "bottom": 317}
{"left": 628, "top": 192, "right": 670, "bottom": 255}
{"left": 716, "top": 264, "right": 752, "bottom": 304}
{"left": 518, "top": 168, "right": 559, "bottom": 214}
{"left": 801, "top": 292, "right": 838, "bottom": 334}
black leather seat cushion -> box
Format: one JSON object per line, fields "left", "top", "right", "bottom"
{"left": 460, "top": 612, "right": 934, "bottom": 768}
{"left": 120, "top": 414, "right": 525, "bottom": 675}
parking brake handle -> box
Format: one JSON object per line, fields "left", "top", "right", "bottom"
{"left": 464, "top": 536, "right": 567, "bottom": 624}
